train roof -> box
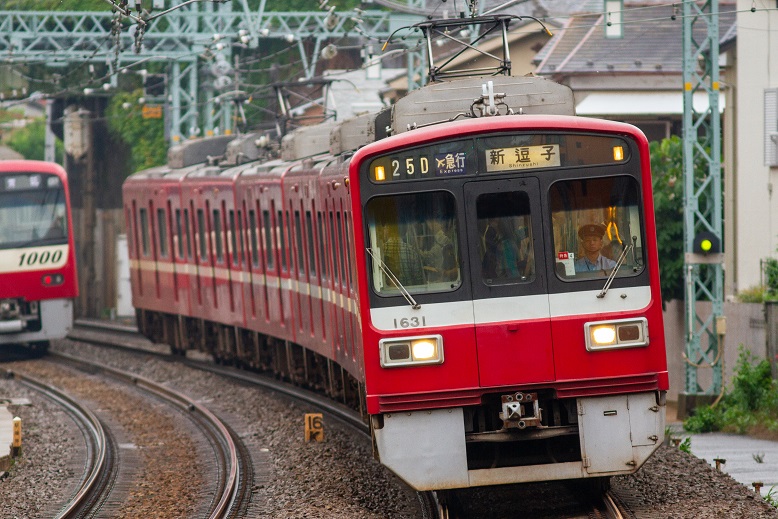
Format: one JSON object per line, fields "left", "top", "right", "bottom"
{"left": 126, "top": 75, "right": 577, "bottom": 184}
{"left": 124, "top": 161, "right": 207, "bottom": 183}
{"left": 167, "top": 134, "right": 235, "bottom": 169}
{"left": 0, "top": 159, "right": 68, "bottom": 177}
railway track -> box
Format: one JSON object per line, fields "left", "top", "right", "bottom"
{"left": 5, "top": 368, "right": 115, "bottom": 518}
{"left": 51, "top": 351, "right": 251, "bottom": 518}
{"left": 68, "top": 319, "right": 633, "bottom": 519}
{"left": 8, "top": 340, "right": 252, "bottom": 519}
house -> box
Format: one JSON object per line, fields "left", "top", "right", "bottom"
{"left": 733, "top": 0, "right": 778, "bottom": 295}
{"left": 534, "top": 2, "right": 736, "bottom": 142}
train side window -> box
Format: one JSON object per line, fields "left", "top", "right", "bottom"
{"left": 317, "top": 212, "right": 327, "bottom": 279}
{"left": 329, "top": 211, "right": 340, "bottom": 285}
{"left": 197, "top": 209, "right": 207, "bottom": 261}
{"left": 126, "top": 206, "right": 134, "bottom": 256}
{"left": 262, "top": 210, "right": 274, "bottom": 270}
{"left": 248, "top": 209, "right": 259, "bottom": 267}
{"left": 140, "top": 208, "right": 150, "bottom": 257}
{"left": 549, "top": 176, "right": 645, "bottom": 280}
{"left": 305, "top": 210, "right": 316, "bottom": 276}
{"left": 285, "top": 210, "right": 294, "bottom": 273}
{"left": 229, "top": 210, "right": 239, "bottom": 266}
{"left": 157, "top": 208, "right": 168, "bottom": 258}
{"left": 345, "top": 213, "right": 353, "bottom": 288}
{"left": 294, "top": 210, "right": 305, "bottom": 275}
{"left": 184, "top": 208, "right": 192, "bottom": 259}
{"left": 476, "top": 192, "right": 534, "bottom": 286}
{"left": 237, "top": 209, "right": 245, "bottom": 266}
{"left": 175, "top": 209, "right": 184, "bottom": 259}
{"left": 213, "top": 209, "right": 224, "bottom": 263}
{"left": 336, "top": 212, "right": 346, "bottom": 283}
{"left": 278, "top": 209, "right": 287, "bottom": 271}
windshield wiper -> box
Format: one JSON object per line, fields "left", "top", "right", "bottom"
{"left": 366, "top": 247, "right": 421, "bottom": 309}
{"left": 596, "top": 244, "right": 632, "bottom": 299}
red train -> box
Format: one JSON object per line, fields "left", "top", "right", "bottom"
{"left": 124, "top": 16, "right": 667, "bottom": 490}
{"left": 0, "top": 160, "right": 78, "bottom": 353}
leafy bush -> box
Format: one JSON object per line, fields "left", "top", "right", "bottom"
{"left": 684, "top": 346, "right": 778, "bottom": 436}
{"left": 726, "top": 347, "right": 774, "bottom": 412}
{"left": 684, "top": 404, "right": 723, "bottom": 433}
{"left": 649, "top": 137, "right": 684, "bottom": 304}
{"left": 737, "top": 285, "right": 765, "bottom": 303}
{"left": 105, "top": 90, "right": 167, "bottom": 174}
{"left": 765, "top": 257, "right": 778, "bottom": 301}
{"left": 5, "top": 119, "right": 63, "bottom": 162}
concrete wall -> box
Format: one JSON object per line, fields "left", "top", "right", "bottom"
{"left": 73, "top": 208, "right": 124, "bottom": 319}
{"left": 663, "top": 299, "right": 767, "bottom": 404}
{"left": 734, "top": 1, "right": 778, "bottom": 293}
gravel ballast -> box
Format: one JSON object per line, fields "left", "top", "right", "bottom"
{"left": 0, "top": 339, "right": 777, "bottom": 518}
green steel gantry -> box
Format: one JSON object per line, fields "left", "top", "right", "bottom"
{"left": 681, "top": 0, "right": 724, "bottom": 407}
{"left": 0, "top": 1, "right": 425, "bottom": 142}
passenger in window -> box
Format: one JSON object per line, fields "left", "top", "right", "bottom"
{"left": 481, "top": 217, "right": 503, "bottom": 279}
{"left": 44, "top": 216, "right": 66, "bottom": 239}
{"left": 481, "top": 218, "right": 531, "bottom": 281}
{"left": 420, "top": 219, "right": 458, "bottom": 283}
{"left": 381, "top": 226, "right": 426, "bottom": 287}
{"left": 575, "top": 223, "right": 616, "bottom": 273}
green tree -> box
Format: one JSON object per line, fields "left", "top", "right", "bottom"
{"left": 650, "top": 136, "right": 685, "bottom": 303}
{"left": 3, "top": 1, "right": 107, "bottom": 9}
{"left": 5, "top": 119, "right": 63, "bottom": 162}
{"left": 105, "top": 89, "right": 167, "bottom": 174}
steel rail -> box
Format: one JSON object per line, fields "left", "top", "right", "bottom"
{"left": 604, "top": 489, "right": 626, "bottom": 519}
{"left": 49, "top": 350, "right": 242, "bottom": 519}
{"left": 6, "top": 369, "right": 109, "bottom": 519}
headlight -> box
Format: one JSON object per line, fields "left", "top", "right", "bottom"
{"left": 584, "top": 318, "right": 648, "bottom": 351}
{"left": 379, "top": 335, "right": 444, "bottom": 367}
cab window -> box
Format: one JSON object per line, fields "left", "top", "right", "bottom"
{"left": 550, "top": 176, "right": 644, "bottom": 280}
{"left": 366, "top": 191, "right": 460, "bottom": 295}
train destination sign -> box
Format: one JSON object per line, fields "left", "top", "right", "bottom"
{"left": 369, "top": 141, "right": 475, "bottom": 183}
{"left": 485, "top": 144, "right": 560, "bottom": 172}
{"left": 367, "top": 134, "right": 630, "bottom": 184}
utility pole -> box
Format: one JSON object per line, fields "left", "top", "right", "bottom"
{"left": 63, "top": 107, "right": 97, "bottom": 318}
{"left": 680, "top": 0, "right": 724, "bottom": 418}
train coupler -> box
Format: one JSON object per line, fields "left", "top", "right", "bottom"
{"left": 499, "top": 392, "right": 542, "bottom": 429}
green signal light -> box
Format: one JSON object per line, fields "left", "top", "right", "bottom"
{"left": 693, "top": 232, "right": 720, "bottom": 254}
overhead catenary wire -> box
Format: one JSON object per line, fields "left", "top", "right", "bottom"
{"left": 2, "top": 1, "right": 776, "bottom": 134}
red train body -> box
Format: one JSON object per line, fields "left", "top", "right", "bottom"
{"left": 124, "top": 75, "right": 668, "bottom": 490}
{"left": 0, "top": 160, "right": 78, "bottom": 351}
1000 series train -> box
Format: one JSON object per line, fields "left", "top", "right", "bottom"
{"left": 0, "top": 160, "right": 78, "bottom": 353}
{"left": 123, "top": 15, "right": 668, "bottom": 492}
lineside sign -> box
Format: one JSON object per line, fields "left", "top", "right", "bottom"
{"left": 304, "top": 413, "right": 324, "bottom": 442}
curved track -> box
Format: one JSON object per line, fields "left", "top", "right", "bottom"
{"left": 6, "top": 368, "right": 115, "bottom": 519}
{"left": 45, "top": 348, "right": 252, "bottom": 519}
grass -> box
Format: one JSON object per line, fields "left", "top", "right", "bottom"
{"left": 681, "top": 346, "right": 778, "bottom": 508}
{"left": 683, "top": 346, "right": 778, "bottom": 440}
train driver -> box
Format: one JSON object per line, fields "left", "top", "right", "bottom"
{"left": 44, "top": 215, "right": 66, "bottom": 239}
{"left": 575, "top": 223, "right": 616, "bottom": 273}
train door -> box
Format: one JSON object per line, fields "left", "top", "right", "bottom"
{"left": 463, "top": 177, "right": 554, "bottom": 387}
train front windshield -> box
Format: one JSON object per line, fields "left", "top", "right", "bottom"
{"left": 363, "top": 132, "right": 648, "bottom": 301}
{"left": 366, "top": 191, "right": 462, "bottom": 295}
{"left": 0, "top": 173, "right": 68, "bottom": 249}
